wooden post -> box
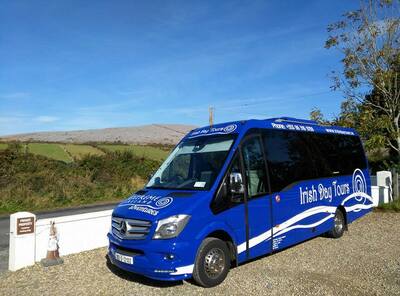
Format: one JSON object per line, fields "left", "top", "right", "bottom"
{"left": 209, "top": 106, "right": 214, "bottom": 126}
{"left": 392, "top": 169, "right": 399, "bottom": 200}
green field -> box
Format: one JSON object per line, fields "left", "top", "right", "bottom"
{"left": 1, "top": 142, "right": 169, "bottom": 163}
{"left": 98, "top": 144, "right": 169, "bottom": 161}
{"left": 62, "top": 144, "right": 104, "bottom": 160}
{"left": 27, "top": 143, "right": 72, "bottom": 162}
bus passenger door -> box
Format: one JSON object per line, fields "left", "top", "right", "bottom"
{"left": 212, "top": 152, "right": 248, "bottom": 263}
{"left": 240, "top": 135, "right": 272, "bottom": 259}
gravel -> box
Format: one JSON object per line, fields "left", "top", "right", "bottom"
{"left": 1, "top": 212, "right": 399, "bottom": 296}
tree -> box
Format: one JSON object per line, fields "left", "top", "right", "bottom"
{"left": 310, "top": 107, "right": 326, "bottom": 124}
{"left": 335, "top": 99, "right": 391, "bottom": 168}
{"left": 325, "top": 0, "right": 400, "bottom": 162}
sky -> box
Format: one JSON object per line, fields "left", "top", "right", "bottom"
{"left": 0, "top": 0, "right": 360, "bottom": 136}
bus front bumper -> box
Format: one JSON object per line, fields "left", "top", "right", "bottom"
{"left": 107, "top": 232, "right": 196, "bottom": 281}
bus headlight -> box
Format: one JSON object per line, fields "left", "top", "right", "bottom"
{"left": 153, "top": 215, "right": 190, "bottom": 239}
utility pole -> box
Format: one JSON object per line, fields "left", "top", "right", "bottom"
{"left": 209, "top": 106, "right": 214, "bottom": 126}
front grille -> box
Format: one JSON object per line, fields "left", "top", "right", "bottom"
{"left": 111, "top": 216, "right": 152, "bottom": 240}
{"left": 113, "top": 244, "right": 144, "bottom": 257}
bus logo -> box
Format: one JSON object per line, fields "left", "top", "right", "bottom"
{"left": 352, "top": 168, "right": 367, "bottom": 197}
{"left": 223, "top": 124, "right": 237, "bottom": 133}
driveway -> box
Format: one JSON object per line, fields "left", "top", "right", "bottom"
{"left": 0, "top": 212, "right": 399, "bottom": 295}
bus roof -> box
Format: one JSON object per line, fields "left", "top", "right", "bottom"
{"left": 184, "top": 117, "right": 358, "bottom": 140}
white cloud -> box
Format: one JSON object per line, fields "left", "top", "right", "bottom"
{"left": 0, "top": 92, "right": 30, "bottom": 99}
{"left": 35, "top": 116, "right": 59, "bottom": 123}
{"left": 116, "top": 90, "right": 148, "bottom": 96}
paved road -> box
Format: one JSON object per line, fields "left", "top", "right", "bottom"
{"left": 0, "top": 202, "right": 118, "bottom": 273}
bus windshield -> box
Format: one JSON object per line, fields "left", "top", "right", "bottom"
{"left": 146, "top": 134, "right": 236, "bottom": 191}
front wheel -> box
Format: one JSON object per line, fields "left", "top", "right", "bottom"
{"left": 192, "top": 238, "right": 230, "bottom": 287}
{"left": 327, "top": 209, "right": 345, "bottom": 238}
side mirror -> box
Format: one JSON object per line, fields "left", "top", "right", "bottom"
{"left": 229, "top": 172, "right": 244, "bottom": 195}
{"left": 148, "top": 173, "right": 154, "bottom": 181}
{"left": 154, "top": 176, "right": 161, "bottom": 185}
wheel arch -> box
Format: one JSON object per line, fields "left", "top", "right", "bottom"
{"left": 195, "top": 222, "right": 238, "bottom": 267}
{"left": 206, "top": 230, "right": 237, "bottom": 266}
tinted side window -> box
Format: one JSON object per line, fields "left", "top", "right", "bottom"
{"left": 310, "top": 134, "right": 366, "bottom": 176}
{"left": 242, "top": 136, "right": 267, "bottom": 197}
{"left": 263, "top": 130, "right": 317, "bottom": 193}
{"left": 303, "top": 133, "right": 332, "bottom": 177}
{"left": 343, "top": 136, "right": 367, "bottom": 171}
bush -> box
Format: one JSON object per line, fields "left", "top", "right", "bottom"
{"left": 0, "top": 149, "right": 160, "bottom": 214}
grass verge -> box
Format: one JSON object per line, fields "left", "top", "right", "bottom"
{"left": 376, "top": 198, "right": 400, "bottom": 212}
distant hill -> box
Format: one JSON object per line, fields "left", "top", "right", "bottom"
{"left": 0, "top": 124, "right": 197, "bottom": 145}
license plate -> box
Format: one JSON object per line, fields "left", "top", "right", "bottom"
{"left": 114, "top": 252, "right": 133, "bottom": 265}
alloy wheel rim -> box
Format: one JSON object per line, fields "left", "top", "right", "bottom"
{"left": 204, "top": 247, "right": 225, "bottom": 279}
{"left": 334, "top": 214, "right": 343, "bottom": 233}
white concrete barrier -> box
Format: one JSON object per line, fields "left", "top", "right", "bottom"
{"left": 377, "top": 171, "right": 392, "bottom": 201}
{"left": 9, "top": 210, "right": 113, "bottom": 271}
{"left": 35, "top": 210, "right": 112, "bottom": 262}
{"left": 377, "top": 171, "right": 392, "bottom": 187}
{"left": 9, "top": 212, "right": 36, "bottom": 271}
{"left": 371, "top": 185, "right": 390, "bottom": 206}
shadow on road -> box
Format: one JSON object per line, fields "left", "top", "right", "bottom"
{"left": 105, "top": 255, "right": 185, "bottom": 288}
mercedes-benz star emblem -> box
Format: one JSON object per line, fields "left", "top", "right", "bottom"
{"left": 120, "top": 220, "right": 126, "bottom": 234}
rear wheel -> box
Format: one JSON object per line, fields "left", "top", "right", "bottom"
{"left": 192, "top": 238, "right": 230, "bottom": 287}
{"left": 327, "top": 209, "right": 345, "bottom": 238}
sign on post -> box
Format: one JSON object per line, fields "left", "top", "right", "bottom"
{"left": 17, "top": 217, "right": 35, "bottom": 235}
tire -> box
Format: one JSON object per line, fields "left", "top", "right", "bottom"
{"left": 192, "top": 238, "right": 230, "bottom": 288}
{"left": 327, "top": 209, "right": 345, "bottom": 238}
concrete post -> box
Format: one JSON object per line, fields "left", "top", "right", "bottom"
{"left": 9, "top": 212, "right": 36, "bottom": 271}
{"left": 377, "top": 171, "right": 392, "bottom": 202}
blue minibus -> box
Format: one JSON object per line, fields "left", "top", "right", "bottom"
{"left": 108, "top": 117, "right": 373, "bottom": 287}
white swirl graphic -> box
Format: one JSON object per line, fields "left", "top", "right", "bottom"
{"left": 223, "top": 124, "right": 237, "bottom": 133}
{"left": 155, "top": 197, "right": 173, "bottom": 208}
{"left": 351, "top": 168, "right": 367, "bottom": 211}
